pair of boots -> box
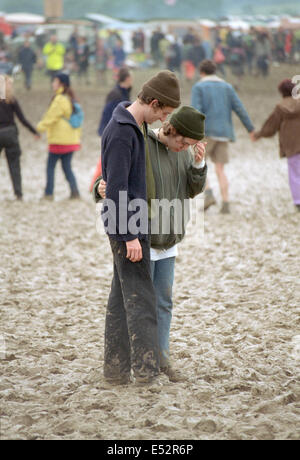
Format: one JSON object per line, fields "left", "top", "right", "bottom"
{"left": 204, "top": 189, "right": 230, "bottom": 214}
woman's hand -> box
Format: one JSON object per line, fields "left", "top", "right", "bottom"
{"left": 193, "top": 141, "right": 207, "bottom": 164}
{"left": 97, "top": 179, "right": 107, "bottom": 199}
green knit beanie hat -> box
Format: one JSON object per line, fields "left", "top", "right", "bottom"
{"left": 141, "top": 70, "right": 181, "bottom": 108}
{"left": 170, "top": 106, "right": 206, "bottom": 140}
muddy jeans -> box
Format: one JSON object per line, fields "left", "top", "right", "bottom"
{"left": 0, "top": 125, "right": 22, "bottom": 198}
{"left": 104, "top": 237, "right": 160, "bottom": 382}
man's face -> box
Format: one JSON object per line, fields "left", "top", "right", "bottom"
{"left": 123, "top": 75, "right": 133, "bottom": 89}
{"left": 144, "top": 100, "right": 174, "bottom": 125}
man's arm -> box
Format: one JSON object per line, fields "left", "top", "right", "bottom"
{"left": 191, "top": 84, "right": 203, "bottom": 113}
{"left": 230, "top": 86, "right": 255, "bottom": 133}
{"left": 102, "top": 137, "right": 143, "bottom": 261}
{"left": 95, "top": 176, "right": 142, "bottom": 262}
{"left": 103, "top": 137, "right": 141, "bottom": 243}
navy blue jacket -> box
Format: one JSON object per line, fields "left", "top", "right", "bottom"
{"left": 101, "top": 101, "right": 148, "bottom": 242}
{"left": 98, "top": 85, "right": 131, "bottom": 136}
{"left": 18, "top": 46, "right": 36, "bottom": 71}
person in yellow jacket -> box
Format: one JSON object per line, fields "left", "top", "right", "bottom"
{"left": 37, "top": 73, "right": 81, "bottom": 200}
{"left": 43, "top": 34, "right": 66, "bottom": 80}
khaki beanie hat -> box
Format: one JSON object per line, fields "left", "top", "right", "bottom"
{"left": 170, "top": 106, "right": 206, "bottom": 140}
{"left": 141, "top": 70, "right": 181, "bottom": 108}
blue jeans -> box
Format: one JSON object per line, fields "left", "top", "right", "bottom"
{"left": 150, "top": 257, "right": 175, "bottom": 368}
{"left": 45, "top": 152, "right": 79, "bottom": 196}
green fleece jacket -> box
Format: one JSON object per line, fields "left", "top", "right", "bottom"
{"left": 93, "top": 128, "right": 207, "bottom": 250}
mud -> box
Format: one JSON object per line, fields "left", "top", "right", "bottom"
{"left": 0, "top": 69, "right": 299, "bottom": 440}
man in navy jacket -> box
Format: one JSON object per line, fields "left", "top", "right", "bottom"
{"left": 100, "top": 70, "right": 181, "bottom": 385}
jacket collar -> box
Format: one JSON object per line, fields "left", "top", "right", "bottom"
{"left": 56, "top": 87, "right": 64, "bottom": 95}
{"left": 200, "top": 75, "right": 225, "bottom": 83}
{"left": 112, "top": 101, "right": 139, "bottom": 127}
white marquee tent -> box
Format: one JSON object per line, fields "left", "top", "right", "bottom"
{"left": 5, "top": 13, "right": 45, "bottom": 25}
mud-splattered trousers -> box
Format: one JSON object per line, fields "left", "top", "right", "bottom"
{"left": 104, "top": 237, "right": 160, "bottom": 382}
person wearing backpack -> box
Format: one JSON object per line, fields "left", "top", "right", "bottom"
{"left": 37, "top": 73, "right": 81, "bottom": 200}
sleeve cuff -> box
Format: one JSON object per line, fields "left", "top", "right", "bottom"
{"left": 192, "top": 158, "right": 206, "bottom": 169}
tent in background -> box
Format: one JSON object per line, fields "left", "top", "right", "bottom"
{"left": 5, "top": 13, "right": 45, "bottom": 25}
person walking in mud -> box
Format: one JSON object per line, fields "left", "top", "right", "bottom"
{"left": 97, "top": 67, "right": 133, "bottom": 137}
{"left": 37, "top": 73, "right": 81, "bottom": 200}
{"left": 0, "top": 75, "right": 39, "bottom": 200}
{"left": 18, "top": 39, "right": 37, "bottom": 91}
{"left": 99, "top": 70, "right": 181, "bottom": 385}
{"left": 94, "top": 106, "right": 207, "bottom": 382}
{"left": 75, "top": 36, "right": 90, "bottom": 85}
{"left": 191, "top": 59, "right": 255, "bottom": 214}
{"left": 253, "top": 79, "right": 300, "bottom": 212}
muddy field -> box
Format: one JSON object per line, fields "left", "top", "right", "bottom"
{"left": 0, "top": 66, "right": 299, "bottom": 440}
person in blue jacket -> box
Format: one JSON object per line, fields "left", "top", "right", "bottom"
{"left": 191, "top": 59, "right": 255, "bottom": 213}
{"left": 112, "top": 39, "right": 126, "bottom": 73}
{"left": 98, "top": 67, "right": 132, "bottom": 137}
{"left": 18, "top": 39, "right": 37, "bottom": 90}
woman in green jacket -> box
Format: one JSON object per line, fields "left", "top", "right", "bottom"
{"left": 94, "top": 106, "right": 207, "bottom": 382}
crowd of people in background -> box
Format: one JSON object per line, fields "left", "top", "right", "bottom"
{"left": 0, "top": 23, "right": 300, "bottom": 90}
{"left": 149, "top": 26, "right": 300, "bottom": 86}
{"left": 0, "top": 27, "right": 128, "bottom": 88}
